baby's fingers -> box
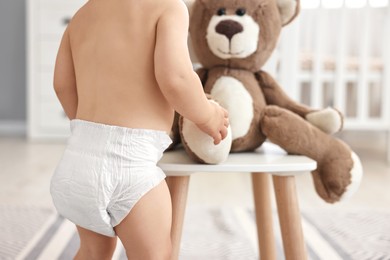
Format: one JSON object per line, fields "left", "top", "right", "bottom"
{"left": 213, "top": 134, "right": 222, "bottom": 145}
{"left": 222, "top": 107, "right": 229, "bottom": 118}
{"left": 224, "top": 118, "right": 229, "bottom": 127}
{"left": 220, "top": 126, "right": 228, "bottom": 140}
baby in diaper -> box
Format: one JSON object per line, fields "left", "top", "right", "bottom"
{"left": 50, "top": 0, "right": 229, "bottom": 259}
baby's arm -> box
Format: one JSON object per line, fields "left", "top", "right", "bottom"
{"left": 154, "top": 0, "right": 228, "bottom": 144}
{"left": 53, "top": 27, "right": 78, "bottom": 120}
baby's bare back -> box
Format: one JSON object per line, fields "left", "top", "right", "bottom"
{"left": 68, "top": 0, "right": 173, "bottom": 131}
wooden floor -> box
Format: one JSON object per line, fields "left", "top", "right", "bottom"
{"left": 0, "top": 131, "right": 389, "bottom": 210}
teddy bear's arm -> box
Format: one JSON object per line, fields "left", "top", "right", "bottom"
{"left": 255, "top": 70, "right": 343, "bottom": 134}
{"left": 255, "top": 70, "right": 312, "bottom": 117}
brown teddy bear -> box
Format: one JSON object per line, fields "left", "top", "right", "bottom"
{"left": 172, "top": 0, "right": 363, "bottom": 203}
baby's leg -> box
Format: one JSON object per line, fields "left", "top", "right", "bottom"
{"left": 74, "top": 226, "right": 117, "bottom": 260}
{"left": 114, "top": 180, "right": 172, "bottom": 260}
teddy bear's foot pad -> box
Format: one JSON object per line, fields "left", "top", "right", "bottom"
{"left": 312, "top": 151, "right": 363, "bottom": 203}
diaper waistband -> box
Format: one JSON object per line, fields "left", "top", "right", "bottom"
{"left": 68, "top": 119, "right": 173, "bottom": 156}
{"left": 70, "top": 119, "right": 170, "bottom": 138}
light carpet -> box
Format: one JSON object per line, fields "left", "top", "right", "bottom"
{"left": 1, "top": 206, "right": 390, "bottom": 260}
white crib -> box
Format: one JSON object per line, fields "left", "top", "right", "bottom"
{"left": 274, "top": 1, "right": 390, "bottom": 162}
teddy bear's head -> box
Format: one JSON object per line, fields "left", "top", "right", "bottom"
{"left": 190, "top": 0, "right": 300, "bottom": 72}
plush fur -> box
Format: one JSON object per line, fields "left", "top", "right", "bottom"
{"left": 173, "top": 0, "right": 363, "bottom": 203}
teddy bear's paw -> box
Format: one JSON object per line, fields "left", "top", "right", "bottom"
{"left": 305, "top": 107, "right": 343, "bottom": 134}
{"left": 312, "top": 151, "right": 363, "bottom": 203}
{"left": 261, "top": 105, "right": 284, "bottom": 118}
{"left": 260, "top": 106, "right": 284, "bottom": 132}
{"left": 260, "top": 106, "right": 287, "bottom": 141}
{"left": 180, "top": 117, "right": 232, "bottom": 164}
{"left": 338, "top": 152, "right": 363, "bottom": 202}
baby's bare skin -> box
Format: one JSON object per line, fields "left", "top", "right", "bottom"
{"left": 55, "top": 0, "right": 171, "bottom": 132}
{"left": 55, "top": 0, "right": 228, "bottom": 141}
{"left": 74, "top": 1, "right": 176, "bottom": 132}
{"left": 53, "top": 1, "right": 228, "bottom": 257}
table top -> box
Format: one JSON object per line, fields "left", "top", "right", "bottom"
{"left": 158, "top": 143, "right": 317, "bottom": 176}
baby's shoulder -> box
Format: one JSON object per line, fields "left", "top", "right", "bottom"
{"left": 156, "top": 0, "right": 190, "bottom": 21}
{"left": 138, "top": 0, "right": 187, "bottom": 13}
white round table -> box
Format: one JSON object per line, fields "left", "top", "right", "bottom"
{"left": 158, "top": 143, "right": 316, "bottom": 260}
{"left": 159, "top": 142, "right": 316, "bottom": 174}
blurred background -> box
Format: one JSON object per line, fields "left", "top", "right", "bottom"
{"left": 0, "top": 0, "right": 390, "bottom": 259}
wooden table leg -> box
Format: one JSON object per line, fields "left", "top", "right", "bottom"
{"left": 273, "top": 175, "right": 307, "bottom": 260}
{"left": 252, "top": 173, "right": 277, "bottom": 260}
{"left": 166, "top": 175, "right": 190, "bottom": 260}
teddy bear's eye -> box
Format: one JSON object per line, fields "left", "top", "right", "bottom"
{"left": 236, "top": 8, "right": 246, "bottom": 16}
{"left": 217, "top": 8, "right": 226, "bottom": 16}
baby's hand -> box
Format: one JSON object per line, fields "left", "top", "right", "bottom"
{"left": 196, "top": 100, "right": 229, "bottom": 145}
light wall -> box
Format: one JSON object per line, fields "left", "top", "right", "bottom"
{"left": 0, "top": 0, "right": 27, "bottom": 133}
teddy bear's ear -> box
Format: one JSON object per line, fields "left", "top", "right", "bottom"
{"left": 183, "top": 0, "right": 196, "bottom": 14}
{"left": 277, "top": 0, "right": 300, "bottom": 26}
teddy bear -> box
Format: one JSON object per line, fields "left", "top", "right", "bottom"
{"left": 171, "top": 0, "right": 363, "bottom": 203}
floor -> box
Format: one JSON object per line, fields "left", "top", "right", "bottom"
{"left": 0, "top": 131, "right": 389, "bottom": 212}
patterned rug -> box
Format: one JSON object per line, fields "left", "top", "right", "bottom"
{"left": 1, "top": 205, "right": 390, "bottom": 260}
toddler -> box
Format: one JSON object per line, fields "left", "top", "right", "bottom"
{"left": 50, "top": 0, "right": 229, "bottom": 259}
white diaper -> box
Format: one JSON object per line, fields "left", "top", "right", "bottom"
{"left": 50, "top": 119, "right": 172, "bottom": 237}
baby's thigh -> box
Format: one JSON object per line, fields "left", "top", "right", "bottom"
{"left": 114, "top": 180, "right": 172, "bottom": 259}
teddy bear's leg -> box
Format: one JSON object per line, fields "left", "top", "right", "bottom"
{"left": 260, "top": 105, "right": 363, "bottom": 203}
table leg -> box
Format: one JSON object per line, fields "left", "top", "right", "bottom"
{"left": 251, "top": 173, "right": 277, "bottom": 260}
{"left": 273, "top": 175, "right": 307, "bottom": 260}
{"left": 166, "top": 175, "right": 190, "bottom": 260}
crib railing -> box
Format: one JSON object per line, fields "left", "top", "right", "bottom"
{"left": 274, "top": 2, "right": 390, "bottom": 162}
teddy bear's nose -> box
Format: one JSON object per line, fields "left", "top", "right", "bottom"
{"left": 215, "top": 20, "right": 243, "bottom": 40}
